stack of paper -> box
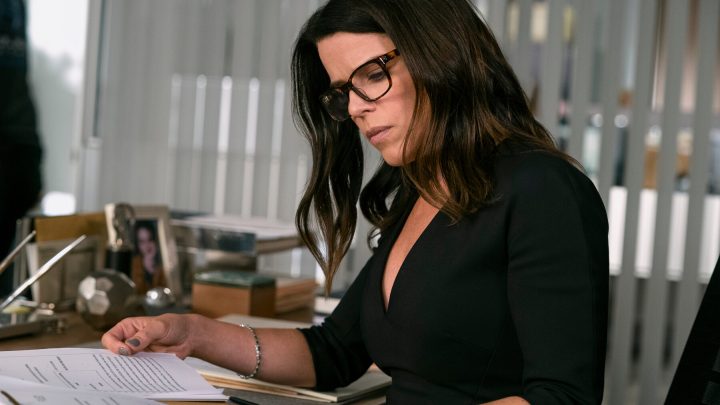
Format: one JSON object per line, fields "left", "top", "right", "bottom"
{"left": 0, "top": 348, "right": 226, "bottom": 402}
{"left": 0, "top": 375, "right": 161, "bottom": 405}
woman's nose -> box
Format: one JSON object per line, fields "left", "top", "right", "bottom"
{"left": 347, "top": 90, "right": 374, "bottom": 118}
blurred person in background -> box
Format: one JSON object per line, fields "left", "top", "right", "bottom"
{"left": 0, "top": 0, "right": 43, "bottom": 296}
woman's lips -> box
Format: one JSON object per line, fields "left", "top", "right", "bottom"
{"left": 365, "top": 126, "right": 391, "bottom": 146}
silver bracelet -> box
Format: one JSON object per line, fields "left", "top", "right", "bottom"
{"left": 237, "top": 323, "right": 261, "bottom": 379}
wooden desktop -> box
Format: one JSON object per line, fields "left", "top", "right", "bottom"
{"left": 0, "top": 307, "right": 314, "bottom": 351}
{"left": 0, "top": 308, "right": 316, "bottom": 405}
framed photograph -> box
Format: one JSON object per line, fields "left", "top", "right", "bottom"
{"left": 105, "top": 204, "right": 182, "bottom": 302}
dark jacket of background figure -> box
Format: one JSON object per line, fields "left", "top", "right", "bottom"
{"left": 0, "top": 0, "right": 43, "bottom": 296}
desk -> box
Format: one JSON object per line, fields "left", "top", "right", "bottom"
{"left": 0, "top": 307, "right": 315, "bottom": 351}
{"left": 0, "top": 312, "right": 103, "bottom": 351}
{"left": 0, "top": 308, "right": 317, "bottom": 405}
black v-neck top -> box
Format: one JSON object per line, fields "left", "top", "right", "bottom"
{"left": 300, "top": 148, "right": 609, "bottom": 404}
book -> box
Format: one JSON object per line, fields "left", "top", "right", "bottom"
{"left": 275, "top": 276, "right": 318, "bottom": 314}
{"left": 275, "top": 291, "right": 316, "bottom": 314}
{"left": 187, "top": 357, "right": 390, "bottom": 403}
{"left": 0, "top": 348, "right": 226, "bottom": 402}
{"left": 171, "top": 215, "right": 303, "bottom": 255}
{"left": 275, "top": 277, "right": 318, "bottom": 298}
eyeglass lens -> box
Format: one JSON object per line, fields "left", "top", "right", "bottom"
{"left": 352, "top": 62, "right": 390, "bottom": 100}
{"left": 323, "top": 60, "right": 390, "bottom": 121}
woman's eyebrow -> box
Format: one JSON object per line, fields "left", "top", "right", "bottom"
{"left": 329, "top": 78, "right": 347, "bottom": 88}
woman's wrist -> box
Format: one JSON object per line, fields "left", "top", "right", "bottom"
{"left": 185, "top": 313, "right": 212, "bottom": 358}
{"left": 186, "top": 315, "right": 263, "bottom": 377}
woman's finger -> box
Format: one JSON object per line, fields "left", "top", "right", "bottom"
{"left": 102, "top": 317, "right": 146, "bottom": 354}
{"left": 122, "top": 317, "right": 171, "bottom": 354}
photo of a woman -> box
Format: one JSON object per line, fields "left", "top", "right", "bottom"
{"left": 131, "top": 220, "right": 166, "bottom": 294}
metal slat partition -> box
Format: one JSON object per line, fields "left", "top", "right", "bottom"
{"left": 160, "top": 0, "right": 372, "bottom": 286}
{"left": 495, "top": 0, "right": 718, "bottom": 403}
{"left": 639, "top": 1, "right": 690, "bottom": 403}
{"left": 510, "top": 0, "right": 534, "bottom": 93}
{"left": 566, "top": 0, "right": 596, "bottom": 162}
{"left": 474, "top": 0, "right": 508, "bottom": 49}
{"left": 537, "top": 0, "right": 564, "bottom": 136}
{"left": 607, "top": 0, "right": 659, "bottom": 403}
{"left": 670, "top": 0, "right": 720, "bottom": 379}
{"left": 596, "top": 0, "right": 628, "bottom": 203}
{"left": 95, "top": 0, "right": 325, "bottom": 282}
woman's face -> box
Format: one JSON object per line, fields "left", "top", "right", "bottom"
{"left": 317, "top": 32, "right": 417, "bottom": 166}
{"left": 137, "top": 228, "right": 157, "bottom": 259}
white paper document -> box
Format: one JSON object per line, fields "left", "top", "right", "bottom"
{"left": 0, "top": 375, "right": 162, "bottom": 405}
{"left": 0, "top": 348, "right": 226, "bottom": 401}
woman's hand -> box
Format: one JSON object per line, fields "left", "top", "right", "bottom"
{"left": 101, "top": 313, "right": 198, "bottom": 358}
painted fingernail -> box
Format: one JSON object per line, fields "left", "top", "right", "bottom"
{"left": 119, "top": 347, "right": 129, "bottom": 356}
{"left": 127, "top": 338, "right": 140, "bottom": 347}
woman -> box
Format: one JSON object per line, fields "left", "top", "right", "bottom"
{"left": 103, "top": 0, "right": 608, "bottom": 403}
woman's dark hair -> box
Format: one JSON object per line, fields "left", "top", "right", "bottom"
{"left": 292, "top": 0, "right": 575, "bottom": 293}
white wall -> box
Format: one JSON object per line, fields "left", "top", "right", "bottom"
{"left": 26, "top": 0, "right": 90, "bottom": 214}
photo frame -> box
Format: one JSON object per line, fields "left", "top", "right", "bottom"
{"left": 104, "top": 204, "right": 182, "bottom": 302}
{"left": 27, "top": 235, "right": 104, "bottom": 307}
{"left": 17, "top": 212, "right": 108, "bottom": 308}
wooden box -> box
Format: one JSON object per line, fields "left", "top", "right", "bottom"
{"left": 192, "top": 271, "right": 275, "bottom": 318}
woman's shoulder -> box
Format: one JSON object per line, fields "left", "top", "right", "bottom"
{"left": 496, "top": 143, "right": 578, "bottom": 175}
{"left": 490, "top": 142, "right": 607, "bottom": 229}
{"left": 493, "top": 142, "right": 598, "bottom": 201}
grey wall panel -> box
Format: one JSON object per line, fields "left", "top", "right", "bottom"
{"left": 595, "top": 0, "right": 626, "bottom": 204}
{"left": 139, "top": 1, "right": 174, "bottom": 204}
{"left": 669, "top": 0, "right": 720, "bottom": 382}
{"left": 198, "top": 78, "right": 223, "bottom": 213}
{"left": 514, "top": 0, "right": 533, "bottom": 93}
{"left": 476, "top": 0, "right": 507, "bottom": 48}
{"left": 250, "top": 83, "right": 275, "bottom": 218}
{"left": 538, "top": 0, "right": 565, "bottom": 136}
{"left": 229, "top": 0, "right": 258, "bottom": 79}
{"left": 173, "top": 77, "right": 200, "bottom": 211}
{"left": 567, "top": 0, "right": 596, "bottom": 161}
{"left": 211, "top": 77, "right": 234, "bottom": 214}
{"left": 606, "top": 0, "right": 659, "bottom": 402}
{"left": 249, "top": 1, "right": 282, "bottom": 218}
{"left": 224, "top": 79, "right": 251, "bottom": 215}
{"left": 639, "top": 1, "right": 690, "bottom": 403}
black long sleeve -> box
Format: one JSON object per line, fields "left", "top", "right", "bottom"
{"left": 300, "top": 148, "right": 609, "bottom": 404}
